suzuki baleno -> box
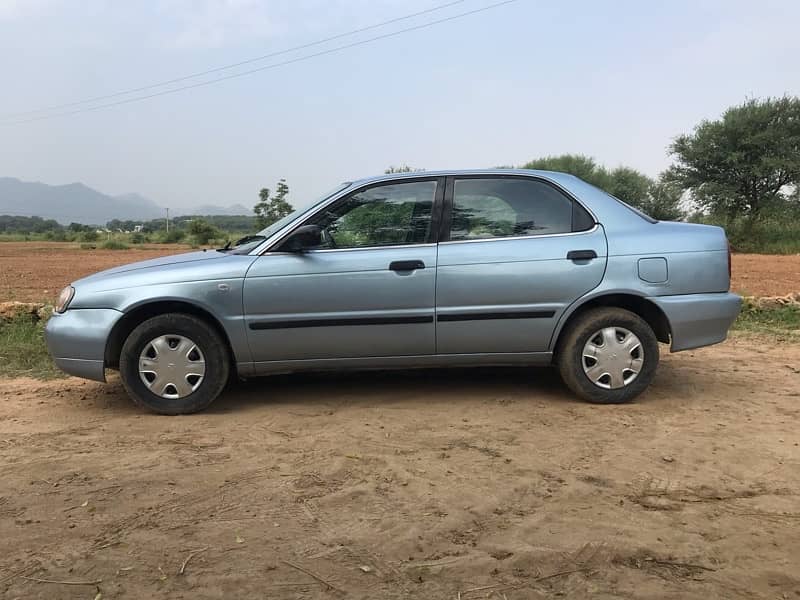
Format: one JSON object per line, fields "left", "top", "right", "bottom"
{"left": 46, "top": 170, "right": 741, "bottom": 414}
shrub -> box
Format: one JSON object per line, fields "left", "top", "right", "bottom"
{"left": 102, "top": 239, "right": 129, "bottom": 250}
{"left": 159, "top": 229, "right": 186, "bottom": 244}
{"left": 187, "top": 219, "right": 220, "bottom": 245}
{"left": 81, "top": 230, "right": 99, "bottom": 243}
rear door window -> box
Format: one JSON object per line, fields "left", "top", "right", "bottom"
{"left": 449, "top": 178, "right": 590, "bottom": 241}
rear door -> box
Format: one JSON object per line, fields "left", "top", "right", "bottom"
{"left": 435, "top": 175, "right": 607, "bottom": 354}
{"left": 243, "top": 177, "right": 443, "bottom": 366}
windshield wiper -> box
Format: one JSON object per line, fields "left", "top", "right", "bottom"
{"left": 217, "top": 235, "right": 266, "bottom": 253}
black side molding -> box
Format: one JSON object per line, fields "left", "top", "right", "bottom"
{"left": 438, "top": 310, "right": 555, "bottom": 322}
{"left": 250, "top": 315, "right": 433, "bottom": 330}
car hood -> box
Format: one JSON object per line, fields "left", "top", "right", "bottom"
{"left": 79, "top": 250, "right": 228, "bottom": 281}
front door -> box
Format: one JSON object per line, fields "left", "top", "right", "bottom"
{"left": 435, "top": 175, "right": 608, "bottom": 354}
{"left": 243, "top": 178, "right": 443, "bottom": 367}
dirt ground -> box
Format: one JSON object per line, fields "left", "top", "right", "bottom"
{"left": 0, "top": 242, "right": 187, "bottom": 302}
{"left": 1, "top": 335, "right": 799, "bottom": 599}
{"left": 0, "top": 242, "right": 798, "bottom": 302}
{"left": 730, "top": 253, "right": 800, "bottom": 297}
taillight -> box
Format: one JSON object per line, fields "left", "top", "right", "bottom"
{"left": 727, "top": 241, "right": 732, "bottom": 284}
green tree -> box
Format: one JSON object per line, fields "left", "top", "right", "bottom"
{"left": 606, "top": 167, "right": 651, "bottom": 206}
{"left": 81, "top": 229, "right": 99, "bottom": 242}
{"left": 521, "top": 154, "right": 684, "bottom": 220}
{"left": 254, "top": 179, "right": 293, "bottom": 229}
{"left": 187, "top": 219, "right": 219, "bottom": 245}
{"left": 669, "top": 96, "right": 800, "bottom": 222}
{"left": 642, "top": 173, "right": 685, "bottom": 221}
{"left": 522, "top": 154, "right": 613, "bottom": 189}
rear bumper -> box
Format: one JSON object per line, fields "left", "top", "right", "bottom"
{"left": 649, "top": 292, "right": 742, "bottom": 352}
{"left": 45, "top": 308, "right": 124, "bottom": 382}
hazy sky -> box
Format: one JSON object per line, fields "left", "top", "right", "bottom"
{"left": 1, "top": 0, "right": 798, "bottom": 215}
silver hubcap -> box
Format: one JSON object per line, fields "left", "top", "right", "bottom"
{"left": 581, "top": 326, "right": 644, "bottom": 390}
{"left": 138, "top": 335, "right": 205, "bottom": 399}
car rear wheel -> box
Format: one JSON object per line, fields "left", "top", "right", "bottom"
{"left": 119, "top": 313, "right": 229, "bottom": 414}
{"left": 557, "top": 307, "right": 659, "bottom": 404}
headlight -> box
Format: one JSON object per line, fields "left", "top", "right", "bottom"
{"left": 54, "top": 286, "right": 75, "bottom": 314}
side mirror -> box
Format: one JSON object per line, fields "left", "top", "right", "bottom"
{"left": 283, "top": 224, "right": 322, "bottom": 252}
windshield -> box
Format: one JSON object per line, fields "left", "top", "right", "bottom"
{"left": 256, "top": 182, "right": 351, "bottom": 237}
{"left": 219, "top": 182, "right": 352, "bottom": 254}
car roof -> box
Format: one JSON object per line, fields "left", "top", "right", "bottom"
{"left": 348, "top": 168, "right": 579, "bottom": 187}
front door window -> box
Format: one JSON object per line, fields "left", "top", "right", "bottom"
{"left": 306, "top": 180, "right": 436, "bottom": 249}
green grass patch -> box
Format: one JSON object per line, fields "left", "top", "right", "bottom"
{"left": 692, "top": 216, "right": 800, "bottom": 254}
{"left": 102, "top": 239, "right": 130, "bottom": 250}
{"left": 732, "top": 301, "right": 800, "bottom": 340}
{"left": 0, "top": 317, "right": 64, "bottom": 379}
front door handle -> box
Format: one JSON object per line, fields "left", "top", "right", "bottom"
{"left": 389, "top": 260, "right": 425, "bottom": 271}
{"left": 567, "top": 250, "right": 597, "bottom": 261}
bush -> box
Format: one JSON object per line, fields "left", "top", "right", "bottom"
{"left": 130, "top": 232, "right": 148, "bottom": 244}
{"left": 44, "top": 230, "right": 66, "bottom": 241}
{"left": 187, "top": 219, "right": 220, "bottom": 245}
{"left": 159, "top": 229, "right": 186, "bottom": 244}
{"left": 102, "top": 239, "right": 129, "bottom": 250}
{"left": 81, "top": 230, "right": 99, "bottom": 243}
{"left": 692, "top": 214, "right": 800, "bottom": 254}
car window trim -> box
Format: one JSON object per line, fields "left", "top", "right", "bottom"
{"left": 439, "top": 174, "right": 598, "bottom": 243}
{"left": 262, "top": 176, "right": 446, "bottom": 254}
{"left": 265, "top": 242, "right": 437, "bottom": 255}
{"left": 438, "top": 223, "right": 600, "bottom": 245}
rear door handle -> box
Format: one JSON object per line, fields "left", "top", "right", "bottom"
{"left": 389, "top": 260, "right": 425, "bottom": 271}
{"left": 567, "top": 250, "right": 597, "bottom": 261}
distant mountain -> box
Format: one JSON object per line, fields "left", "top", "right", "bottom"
{"left": 0, "top": 177, "right": 251, "bottom": 225}
{"left": 0, "top": 177, "right": 162, "bottom": 225}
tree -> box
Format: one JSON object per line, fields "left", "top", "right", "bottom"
{"left": 254, "top": 179, "right": 293, "bottom": 229}
{"left": 521, "top": 154, "right": 684, "bottom": 220}
{"left": 669, "top": 96, "right": 800, "bottom": 222}
{"left": 385, "top": 165, "right": 425, "bottom": 174}
{"left": 187, "top": 219, "right": 219, "bottom": 245}
{"left": 522, "top": 154, "right": 612, "bottom": 189}
{"left": 641, "top": 173, "right": 685, "bottom": 221}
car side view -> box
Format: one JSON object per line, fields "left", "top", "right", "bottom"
{"left": 45, "top": 170, "right": 742, "bottom": 414}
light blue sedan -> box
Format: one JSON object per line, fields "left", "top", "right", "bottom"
{"left": 46, "top": 170, "right": 741, "bottom": 414}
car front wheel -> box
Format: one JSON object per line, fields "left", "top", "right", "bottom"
{"left": 557, "top": 307, "right": 659, "bottom": 404}
{"left": 119, "top": 313, "right": 230, "bottom": 414}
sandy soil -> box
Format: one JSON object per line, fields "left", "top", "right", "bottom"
{"left": 0, "top": 242, "right": 187, "bottom": 302}
{"left": 731, "top": 253, "right": 800, "bottom": 297}
{"left": 1, "top": 242, "right": 798, "bottom": 302}
{"left": 1, "top": 335, "right": 799, "bottom": 599}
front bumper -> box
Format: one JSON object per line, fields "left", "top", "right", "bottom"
{"left": 649, "top": 292, "right": 742, "bottom": 352}
{"left": 45, "top": 308, "right": 124, "bottom": 382}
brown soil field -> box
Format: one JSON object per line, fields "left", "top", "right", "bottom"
{"left": 0, "top": 242, "right": 187, "bottom": 303}
{"left": 1, "top": 336, "right": 799, "bottom": 599}
{"left": 0, "top": 242, "right": 798, "bottom": 302}
{"left": 730, "top": 253, "right": 800, "bottom": 297}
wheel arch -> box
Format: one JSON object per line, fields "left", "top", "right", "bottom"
{"left": 551, "top": 292, "right": 672, "bottom": 356}
{"left": 104, "top": 300, "right": 236, "bottom": 369}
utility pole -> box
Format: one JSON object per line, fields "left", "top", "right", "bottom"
{"left": 166, "top": 208, "right": 170, "bottom": 233}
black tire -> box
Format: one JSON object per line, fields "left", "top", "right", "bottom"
{"left": 119, "top": 313, "right": 230, "bottom": 415}
{"left": 556, "top": 307, "right": 659, "bottom": 404}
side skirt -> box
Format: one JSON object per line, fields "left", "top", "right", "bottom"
{"left": 238, "top": 352, "right": 553, "bottom": 377}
